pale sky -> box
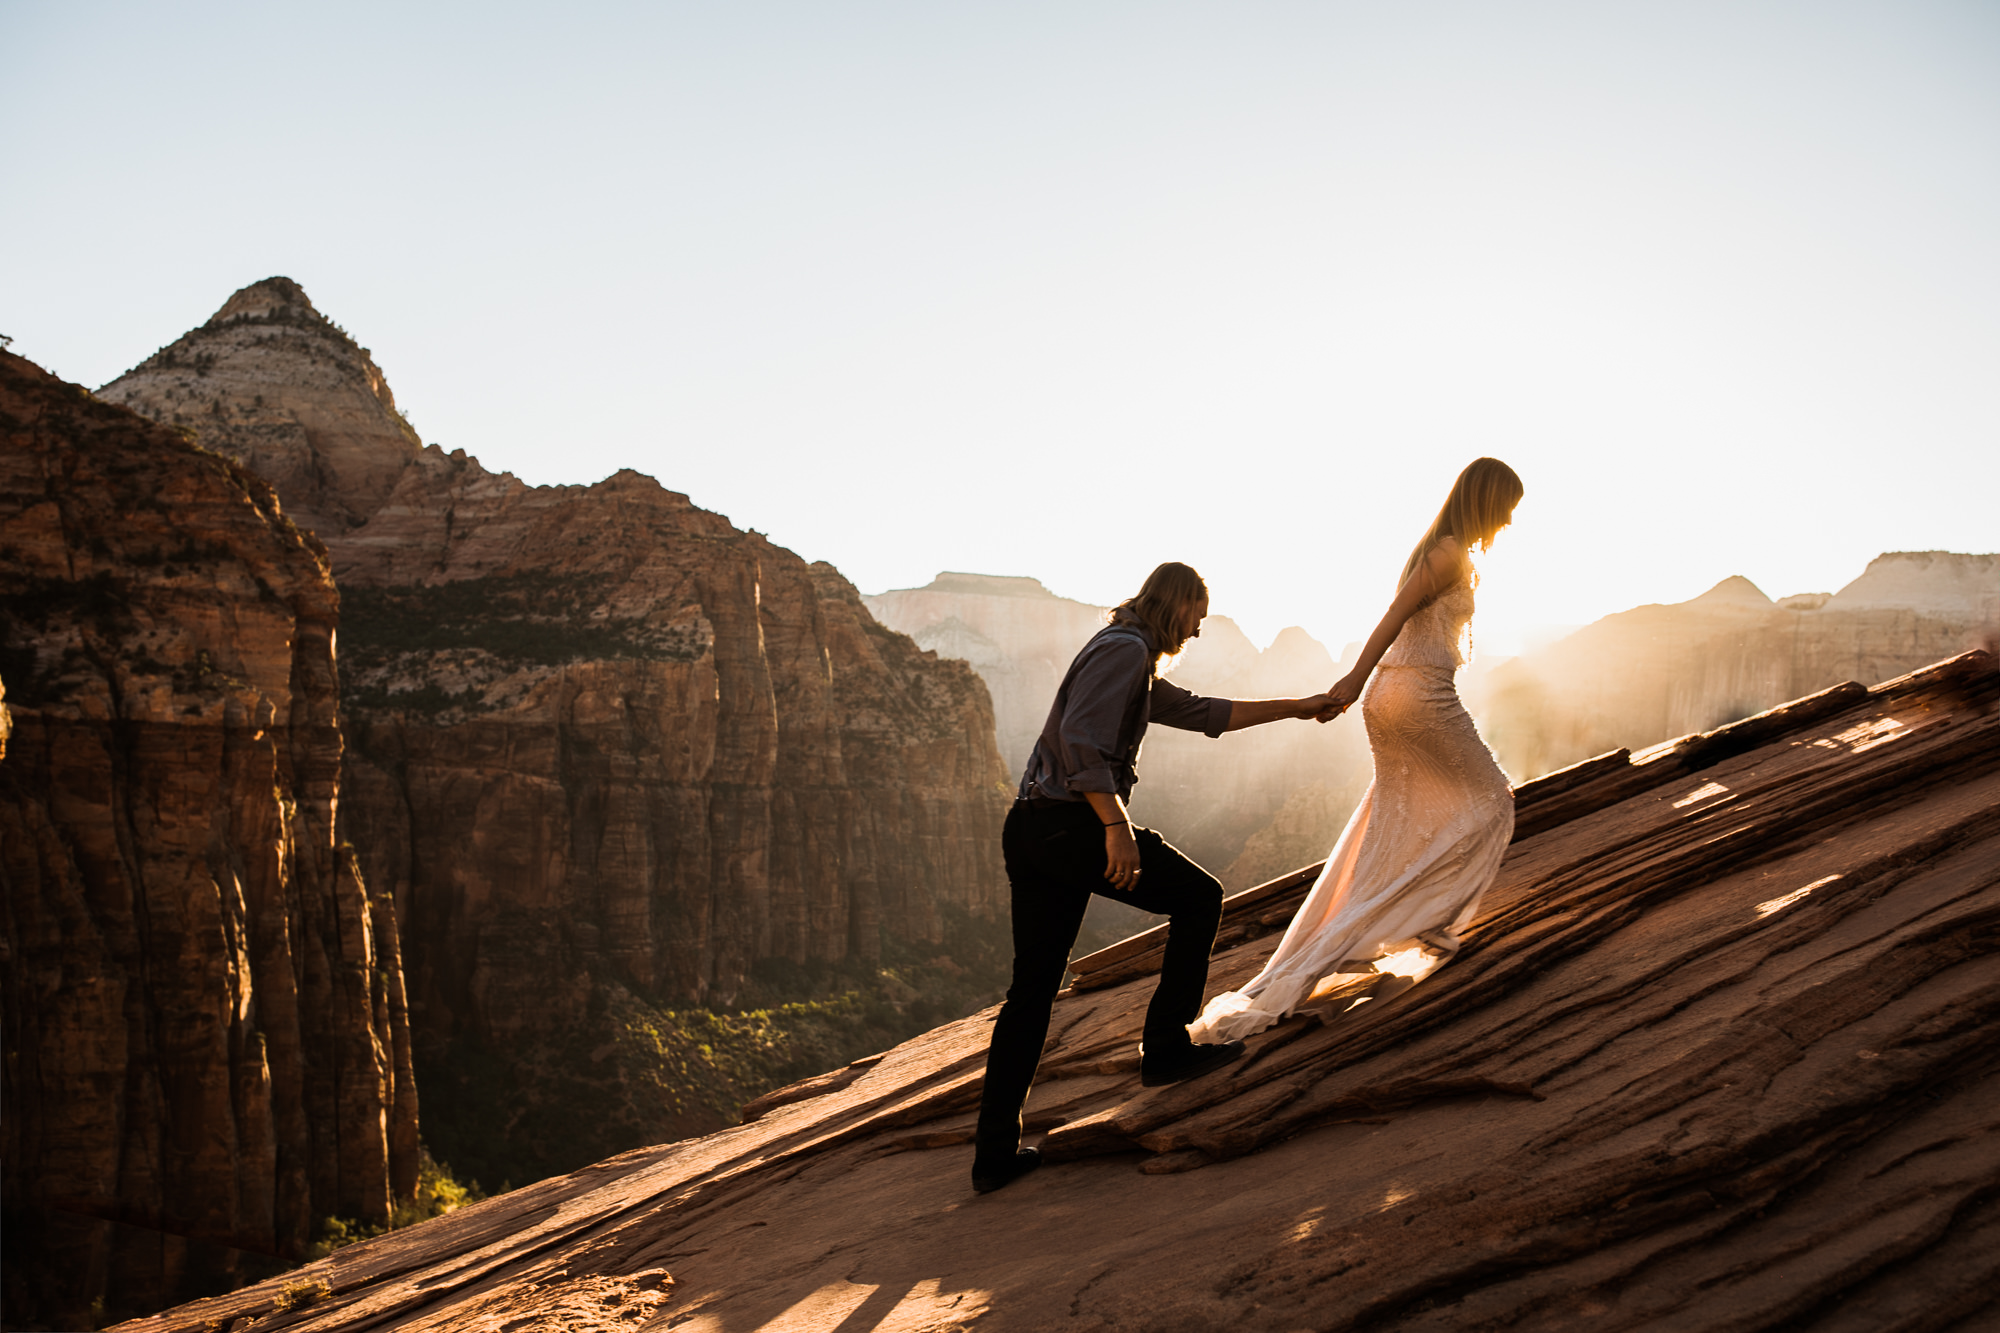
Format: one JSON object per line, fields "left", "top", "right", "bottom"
{"left": 5, "top": 1, "right": 1996, "bottom": 655}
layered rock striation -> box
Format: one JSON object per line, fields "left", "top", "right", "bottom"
{"left": 1478, "top": 558, "right": 1999, "bottom": 780}
{"left": 0, "top": 352, "right": 415, "bottom": 1327}
{"left": 123, "top": 650, "right": 2000, "bottom": 1332}
{"left": 100, "top": 280, "right": 1012, "bottom": 1185}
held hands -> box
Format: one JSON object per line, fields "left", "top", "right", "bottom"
{"left": 1102, "top": 821, "right": 1142, "bottom": 892}
{"left": 1316, "top": 673, "right": 1365, "bottom": 723}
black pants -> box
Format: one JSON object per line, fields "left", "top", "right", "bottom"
{"left": 974, "top": 798, "right": 1224, "bottom": 1160}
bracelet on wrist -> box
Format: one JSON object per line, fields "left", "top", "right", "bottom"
{"left": 1102, "top": 819, "right": 1129, "bottom": 828}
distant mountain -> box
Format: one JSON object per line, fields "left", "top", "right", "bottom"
{"left": 100, "top": 275, "right": 423, "bottom": 544}
{"left": 1824, "top": 549, "right": 2000, "bottom": 616}
{"left": 865, "top": 573, "right": 1105, "bottom": 771}
{"left": 1474, "top": 553, "right": 2000, "bottom": 780}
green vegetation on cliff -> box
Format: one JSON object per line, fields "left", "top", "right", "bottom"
{"left": 416, "top": 907, "right": 1014, "bottom": 1194}
{"left": 344, "top": 576, "right": 706, "bottom": 664}
{"left": 308, "top": 1150, "right": 484, "bottom": 1261}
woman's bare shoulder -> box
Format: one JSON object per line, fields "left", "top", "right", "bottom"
{"left": 1412, "top": 538, "right": 1467, "bottom": 596}
{"left": 1426, "top": 536, "right": 1469, "bottom": 574}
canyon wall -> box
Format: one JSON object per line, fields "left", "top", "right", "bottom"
{"left": 1477, "top": 561, "right": 2000, "bottom": 780}
{"left": 100, "top": 279, "right": 1011, "bottom": 1186}
{"left": 0, "top": 351, "right": 415, "bottom": 1327}
{"left": 867, "top": 576, "right": 1370, "bottom": 897}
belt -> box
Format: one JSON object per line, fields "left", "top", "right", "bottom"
{"left": 1018, "top": 794, "right": 1076, "bottom": 811}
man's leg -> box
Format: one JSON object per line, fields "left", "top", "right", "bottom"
{"left": 1120, "top": 826, "right": 1230, "bottom": 1073}
{"left": 973, "top": 803, "right": 1093, "bottom": 1186}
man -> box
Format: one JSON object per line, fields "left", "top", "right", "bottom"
{"left": 973, "top": 562, "right": 1338, "bottom": 1193}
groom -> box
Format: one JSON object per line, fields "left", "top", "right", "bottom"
{"left": 972, "top": 562, "right": 1337, "bottom": 1193}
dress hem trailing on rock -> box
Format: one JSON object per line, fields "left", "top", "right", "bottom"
{"left": 1188, "top": 573, "right": 1514, "bottom": 1045}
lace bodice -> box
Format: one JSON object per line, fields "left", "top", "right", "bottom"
{"left": 1381, "top": 575, "right": 1475, "bottom": 670}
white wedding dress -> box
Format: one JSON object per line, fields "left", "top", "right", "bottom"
{"left": 1188, "top": 566, "right": 1515, "bottom": 1044}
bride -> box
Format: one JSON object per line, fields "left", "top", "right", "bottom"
{"left": 1189, "top": 457, "right": 1524, "bottom": 1044}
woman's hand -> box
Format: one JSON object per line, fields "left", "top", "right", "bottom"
{"left": 1321, "top": 539, "right": 1463, "bottom": 719}
{"left": 1103, "top": 822, "right": 1142, "bottom": 891}
{"left": 1322, "top": 672, "right": 1365, "bottom": 719}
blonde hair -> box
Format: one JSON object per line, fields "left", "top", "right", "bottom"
{"left": 1400, "top": 457, "right": 1525, "bottom": 589}
{"left": 1109, "top": 562, "right": 1207, "bottom": 663}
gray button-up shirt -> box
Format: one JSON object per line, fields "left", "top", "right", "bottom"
{"left": 1019, "top": 622, "right": 1233, "bottom": 802}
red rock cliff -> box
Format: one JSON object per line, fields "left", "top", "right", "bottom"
{"left": 100, "top": 280, "right": 1011, "bottom": 1185}
{"left": 0, "top": 351, "right": 416, "bottom": 1327}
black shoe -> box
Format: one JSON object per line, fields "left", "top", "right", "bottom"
{"left": 972, "top": 1146, "right": 1042, "bottom": 1194}
{"left": 1141, "top": 1040, "right": 1246, "bottom": 1087}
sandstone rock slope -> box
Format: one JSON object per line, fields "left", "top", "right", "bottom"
{"left": 101, "top": 281, "right": 1014, "bottom": 1187}
{"left": 0, "top": 351, "right": 416, "bottom": 1327}
{"left": 119, "top": 637, "right": 2000, "bottom": 1330}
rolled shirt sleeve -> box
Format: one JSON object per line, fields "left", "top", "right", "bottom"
{"left": 1148, "top": 677, "right": 1233, "bottom": 738}
{"left": 1019, "top": 623, "right": 1238, "bottom": 802}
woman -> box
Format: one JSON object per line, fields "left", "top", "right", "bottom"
{"left": 1188, "top": 458, "right": 1524, "bottom": 1044}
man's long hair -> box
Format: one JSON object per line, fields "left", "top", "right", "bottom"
{"left": 1109, "top": 562, "right": 1208, "bottom": 664}
{"left": 1399, "top": 458, "right": 1525, "bottom": 591}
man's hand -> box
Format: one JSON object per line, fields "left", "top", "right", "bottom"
{"left": 1103, "top": 821, "right": 1142, "bottom": 892}
{"left": 1082, "top": 791, "right": 1142, "bottom": 891}
{"left": 1227, "top": 695, "right": 1349, "bottom": 731}
{"left": 1298, "top": 692, "right": 1341, "bottom": 723}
